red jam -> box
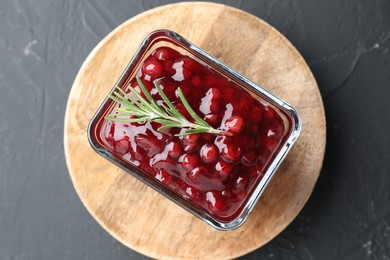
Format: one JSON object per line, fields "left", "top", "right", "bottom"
{"left": 98, "top": 47, "right": 286, "bottom": 220}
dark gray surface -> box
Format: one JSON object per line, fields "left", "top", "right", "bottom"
{"left": 1, "top": 0, "right": 389, "bottom": 259}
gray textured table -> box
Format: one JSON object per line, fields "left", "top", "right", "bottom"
{"left": 1, "top": 0, "right": 389, "bottom": 259}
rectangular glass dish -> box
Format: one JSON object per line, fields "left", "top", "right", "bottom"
{"left": 88, "top": 30, "right": 301, "bottom": 231}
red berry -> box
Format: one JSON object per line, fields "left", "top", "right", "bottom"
{"left": 182, "top": 134, "right": 200, "bottom": 144}
{"left": 155, "top": 168, "right": 174, "bottom": 185}
{"left": 221, "top": 143, "right": 241, "bottom": 163}
{"left": 233, "top": 98, "right": 250, "bottom": 117}
{"left": 221, "top": 187, "right": 234, "bottom": 199}
{"left": 149, "top": 152, "right": 174, "bottom": 169}
{"left": 235, "top": 189, "right": 247, "bottom": 200}
{"left": 178, "top": 153, "right": 199, "bottom": 171}
{"left": 248, "top": 166, "right": 260, "bottom": 177}
{"left": 187, "top": 166, "right": 210, "bottom": 182}
{"left": 222, "top": 86, "right": 236, "bottom": 102}
{"left": 246, "top": 136, "right": 256, "bottom": 150}
{"left": 215, "top": 160, "right": 233, "bottom": 179}
{"left": 265, "top": 119, "right": 285, "bottom": 139}
{"left": 207, "top": 88, "right": 221, "bottom": 99}
{"left": 150, "top": 121, "right": 162, "bottom": 130}
{"left": 206, "top": 191, "right": 227, "bottom": 213}
{"left": 132, "top": 80, "right": 153, "bottom": 99}
{"left": 250, "top": 124, "right": 259, "bottom": 133}
{"left": 215, "top": 132, "right": 240, "bottom": 158}
{"left": 200, "top": 100, "right": 220, "bottom": 115}
{"left": 214, "top": 135, "right": 228, "bottom": 150}
{"left": 258, "top": 149, "right": 272, "bottom": 165}
{"left": 114, "top": 136, "right": 130, "bottom": 155}
{"left": 224, "top": 116, "right": 244, "bottom": 134}
{"left": 135, "top": 135, "right": 163, "bottom": 157}
{"left": 186, "top": 187, "right": 204, "bottom": 202}
{"left": 204, "top": 114, "right": 220, "bottom": 127}
{"left": 155, "top": 81, "right": 176, "bottom": 100}
{"left": 263, "top": 106, "right": 275, "bottom": 119}
{"left": 154, "top": 47, "right": 170, "bottom": 60}
{"left": 166, "top": 141, "right": 182, "bottom": 158}
{"left": 266, "top": 128, "right": 277, "bottom": 138}
{"left": 262, "top": 137, "right": 278, "bottom": 151}
{"left": 191, "top": 76, "right": 202, "bottom": 87}
{"left": 209, "top": 101, "right": 221, "bottom": 114}
{"left": 217, "top": 79, "right": 228, "bottom": 89}
{"left": 163, "top": 60, "right": 176, "bottom": 77}
{"left": 203, "top": 74, "right": 217, "bottom": 88}
{"left": 183, "top": 142, "right": 198, "bottom": 153}
{"left": 199, "top": 88, "right": 222, "bottom": 115}
{"left": 175, "top": 83, "right": 191, "bottom": 100}
{"left": 142, "top": 58, "right": 163, "bottom": 79}
{"left": 173, "top": 179, "right": 187, "bottom": 194}
{"left": 241, "top": 151, "right": 257, "bottom": 166}
{"left": 200, "top": 143, "right": 218, "bottom": 163}
{"left": 200, "top": 96, "right": 221, "bottom": 115}
{"left": 172, "top": 59, "right": 192, "bottom": 81}
{"left": 234, "top": 175, "right": 248, "bottom": 191}
{"left": 181, "top": 57, "right": 200, "bottom": 71}
{"left": 250, "top": 106, "right": 263, "bottom": 123}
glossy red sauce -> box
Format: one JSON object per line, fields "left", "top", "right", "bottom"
{"left": 98, "top": 47, "right": 286, "bottom": 220}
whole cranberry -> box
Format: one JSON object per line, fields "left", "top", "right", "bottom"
{"left": 206, "top": 191, "right": 227, "bottom": 213}
{"left": 166, "top": 141, "right": 182, "bottom": 158}
{"left": 221, "top": 143, "right": 242, "bottom": 163}
{"left": 155, "top": 168, "right": 174, "bottom": 185}
{"left": 250, "top": 106, "right": 263, "bottom": 123}
{"left": 241, "top": 151, "right": 258, "bottom": 166}
{"left": 178, "top": 153, "right": 200, "bottom": 171}
{"left": 154, "top": 47, "right": 170, "bottom": 61}
{"left": 200, "top": 143, "right": 219, "bottom": 163}
{"left": 263, "top": 105, "right": 275, "bottom": 119}
{"left": 224, "top": 116, "right": 244, "bottom": 134}
{"left": 187, "top": 166, "right": 210, "bottom": 182}
{"left": 142, "top": 58, "right": 163, "bottom": 79}
{"left": 215, "top": 160, "right": 233, "bottom": 180}
{"left": 114, "top": 136, "right": 130, "bottom": 155}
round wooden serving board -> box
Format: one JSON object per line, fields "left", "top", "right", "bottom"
{"left": 64, "top": 2, "right": 326, "bottom": 259}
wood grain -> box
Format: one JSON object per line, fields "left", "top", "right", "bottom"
{"left": 64, "top": 2, "right": 326, "bottom": 259}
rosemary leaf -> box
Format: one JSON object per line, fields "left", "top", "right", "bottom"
{"left": 153, "top": 81, "right": 186, "bottom": 121}
{"left": 105, "top": 77, "right": 229, "bottom": 136}
{"left": 177, "top": 88, "right": 209, "bottom": 127}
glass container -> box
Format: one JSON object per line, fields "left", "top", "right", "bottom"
{"left": 88, "top": 30, "right": 301, "bottom": 231}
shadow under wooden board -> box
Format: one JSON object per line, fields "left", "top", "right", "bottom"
{"left": 64, "top": 2, "right": 326, "bottom": 259}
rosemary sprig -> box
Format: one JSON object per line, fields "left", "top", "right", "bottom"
{"left": 105, "top": 77, "right": 230, "bottom": 136}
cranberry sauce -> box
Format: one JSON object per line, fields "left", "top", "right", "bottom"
{"left": 99, "top": 47, "right": 285, "bottom": 220}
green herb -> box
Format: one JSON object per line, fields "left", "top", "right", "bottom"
{"left": 105, "top": 77, "right": 231, "bottom": 136}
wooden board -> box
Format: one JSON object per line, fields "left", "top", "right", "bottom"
{"left": 64, "top": 2, "right": 326, "bottom": 259}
